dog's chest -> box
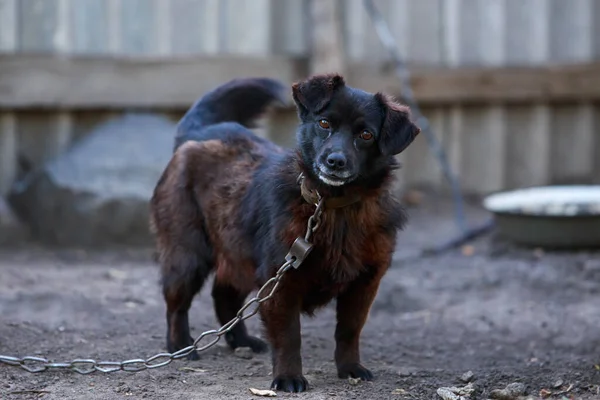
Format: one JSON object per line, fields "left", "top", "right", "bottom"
{"left": 297, "top": 247, "right": 365, "bottom": 313}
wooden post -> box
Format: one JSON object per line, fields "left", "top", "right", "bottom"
{"left": 308, "top": 0, "right": 346, "bottom": 75}
{"left": 266, "top": 0, "right": 348, "bottom": 146}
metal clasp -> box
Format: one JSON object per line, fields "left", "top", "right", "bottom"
{"left": 285, "top": 237, "right": 314, "bottom": 269}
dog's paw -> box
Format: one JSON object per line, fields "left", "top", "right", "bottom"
{"left": 271, "top": 375, "right": 309, "bottom": 393}
{"left": 246, "top": 336, "right": 269, "bottom": 353}
{"left": 225, "top": 333, "right": 269, "bottom": 353}
{"left": 167, "top": 337, "right": 200, "bottom": 361}
{"left": 337, "top": 363, "right": 374, "bottom": 381}
{"left": 185, "top": 350, "right": 200, "bottom": 361}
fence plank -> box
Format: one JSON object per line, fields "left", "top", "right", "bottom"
{"left": 0, "top": 0, "right": 17, "bottom": 195}
{"left": 223, "top": 0, "right": 271, "bottom": 54}
{"left": 548, "top": 0, "right": 595, "bottom": 185}
{"left": 441, "top": 0, "right": 507, "bottom": 194}
{"left": 0, "top": 55, "right": 306, "bottom": 109}
{"left": 348, "top": 62, "right": 600, "bottom": 105}
{"left": 270, "top": 0, "right": 308, "bottom": 55}
{"left": 0, "top": 113, "right": 16, "bottom": 195}
{"left": 15, "top": 0, "right": 74, "bottom": 182}
{"left": 119, "top": 0, "right": 157, "bottom": 54}
{"left": 2, "top": 55, "right": 600, "bottom": 110}
{"left": 404, "top": 107, "right": 445, "bottom": 189}
{"left": 309, "top": 0, "right": 346, "bottom": 74}
{"left": 70, "top": 0, "right": 109, "bottom": 53}
{"left": 168, "top": 0, "right": 220, "bottom": 54}
{"left": 504, "top": 0, "right": 551, "bottom": 189}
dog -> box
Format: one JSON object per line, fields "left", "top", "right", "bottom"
{"left": 150, "top": 74, "right": 420, "bottom": 392}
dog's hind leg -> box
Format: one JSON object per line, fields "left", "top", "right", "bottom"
{"left": 163, "top": 274, "right": 204, "bottom": 360}
{"left": 212, "top": 277, "right": 268, "bottom": 353}
{"left": 160, "top": 223, "right": 214, "bottom": 361}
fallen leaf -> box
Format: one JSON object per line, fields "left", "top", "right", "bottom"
{"left": 249, "top": 388, "right": 277, "bottom": 397}
{"left": 594, "top": 364, "right": 600, "bottom": 370}
{"left": 348, "top": 377, "right": 361, "bottom": 386}
{"left": 555, "top": 384, "right": 574, "bottom": 396}
{"left": 392, "top": 388, "right": 409, "bottom": 395}
{"left": 539, "top": 388, "right": 552, "bottom": 398}
{"left": 106, "top": 268, "right": 128, "bottom": 280}
{"left": 178, "top": 367, "right": 207, "bottom": 373}
{"left": 461, "top": 245, "right": 475, "bottom": 257}
{"left": 401, "top": 190, "right": 424, "bottom": 206}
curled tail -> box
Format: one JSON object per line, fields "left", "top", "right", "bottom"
{"left": 174, "top": 77, "right": 288, "bottom": 151}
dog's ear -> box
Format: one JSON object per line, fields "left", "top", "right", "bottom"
{"left": 291, "top": 74, "right": 345, "bottom": 116}
{"left": 375, "top": 93, "right": 421, "bottom": 156}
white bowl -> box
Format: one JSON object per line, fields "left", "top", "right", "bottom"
{"left": 483, "top": 185, "right": 600, "bottom": 216}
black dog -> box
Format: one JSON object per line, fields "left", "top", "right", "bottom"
{"left": 150, "top": 74, "right": 420, "bottom": 392}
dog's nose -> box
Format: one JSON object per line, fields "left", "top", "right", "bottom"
{"left": 326, "top": 152, "right": 347, "bottom": 169}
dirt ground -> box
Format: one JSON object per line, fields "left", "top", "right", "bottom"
{"left": 1, "top": 196, "right": 599, "bottom": 400}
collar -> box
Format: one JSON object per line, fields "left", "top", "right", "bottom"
{"left": 298, "top": 173, "right": 362, "bottom": 209}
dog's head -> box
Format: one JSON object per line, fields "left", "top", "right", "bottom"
{"left": 292, "top": 74, "right": 420, "bottom": 188}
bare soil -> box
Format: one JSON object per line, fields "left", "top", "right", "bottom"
{"left": 1, "top": 197, "right": 599, "bottom": 400}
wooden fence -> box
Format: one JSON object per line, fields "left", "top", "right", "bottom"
{"left": 1, "top": 0, "right": 599, "bottom": 196}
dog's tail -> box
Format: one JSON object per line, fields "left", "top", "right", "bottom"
{"left": 174, "top": 77, "right": 287, "bottom": 151}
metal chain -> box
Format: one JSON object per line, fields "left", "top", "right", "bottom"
{"left": 0, "top": 195, "right": 325, "bottom": 375}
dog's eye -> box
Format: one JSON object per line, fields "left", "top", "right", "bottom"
{"left": 318, "top": 119, "right": 330, "bottom": 129}
{"left": 360, "top": 130, "right": 373, "bottom": 141}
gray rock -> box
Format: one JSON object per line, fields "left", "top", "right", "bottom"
{"left": 10, "top": 114, "right": 175, "bottom": 247}
{"left": 489, "top": 382, "right": 526, "bottom": 400}
{"left": 460, "top": 370, "right": 475, "bottom": 383}
{"left": 0, "top": 196, "right": 30, "bottom": 245}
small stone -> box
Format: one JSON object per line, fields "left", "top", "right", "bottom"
{"left": 552, "top": 379, "right": 563, "bottom": 389}
{"left": 460, "top": 371, "right": 475, "bottom": 383}
{"left": 436, "top": 383, "right": 475, "bottom": 400}
{"left": 505, "top": 382, "right": 526, "bottom": 396}
{"left": 436, "top": 388, "right": 461, "bottom": 400}
{"left": 234, "top": 347, "right": 253, "bottom": 359}
{"left": 489, "top": 382, "right": 526, "bottom": 400}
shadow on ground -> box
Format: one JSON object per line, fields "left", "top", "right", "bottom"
{"left": 1, "top": 197, "right": 599, "bottom": 399}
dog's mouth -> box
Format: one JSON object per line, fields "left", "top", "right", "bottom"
{"left": 315, "top": 163, "right": 355, "bottom": 187}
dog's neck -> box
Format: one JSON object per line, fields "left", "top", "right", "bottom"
{"left": 298, "top": 173, "right": 362, "bottom": 209}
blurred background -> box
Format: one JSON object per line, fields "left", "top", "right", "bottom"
{"left": 1, "top": 3, "right": 600, "bottom": 398}
{"left": 0, "top": 0, "right": 599, "bottom": 247}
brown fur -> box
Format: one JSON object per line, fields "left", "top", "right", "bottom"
{"left": 150, "top": 74, "right": 419, "bottom": 392}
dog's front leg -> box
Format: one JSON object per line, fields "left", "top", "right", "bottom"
{"left": 334, "top": 269, "right": 385, "bottom": 381}
{"left": 260, "top": 291, "right": 307, "bottom": 393}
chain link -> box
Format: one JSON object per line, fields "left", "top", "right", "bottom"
{"left": 0, "top": 195, "right": 325, "bottom": 375}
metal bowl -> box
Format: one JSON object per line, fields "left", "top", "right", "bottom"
{"left": 483, "top": 185, "right": 600, "bottom": 249}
